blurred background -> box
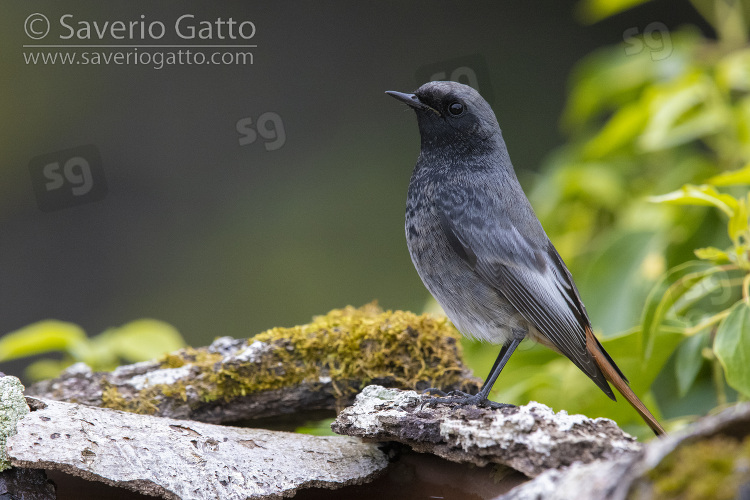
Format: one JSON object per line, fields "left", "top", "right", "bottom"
{"left": 3, "top": 0, "right": 749, "bottom": 438}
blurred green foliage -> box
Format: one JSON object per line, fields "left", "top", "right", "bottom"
{"left": 0, "top": 319, "right": 185, "bottom": 380}
{"left": 461, "top": 0, "right": 750, "bottom": 438}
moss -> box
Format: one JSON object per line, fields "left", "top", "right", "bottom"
{"left": 203, "top": 303, "right": 470, "bottom": 402}
{"left": 101, "top": 303, "right": 472, "bottom": 414}
{"left": 643, "top": 435, "right": 750, "bottom": 500}
{"left": 160, "top": 353, "right": 187, "bottom": 368}
{"left": 101, "top": 384, "right": 127, "bottom": 410}
{"left": 101, "top": 383, "right": 159, "bottom": 415}
{"left": 158, "top": 347, "right": 222, "bottom": 369}
{"left": 159, "top": 381, "right": 189, "bottom": 401}
{"left": 0, "top": 376, "right": 29, "bottom": 472}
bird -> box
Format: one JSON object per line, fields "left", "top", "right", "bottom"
{"left": 386, "top": 81, "right": 666, "bottom": 436}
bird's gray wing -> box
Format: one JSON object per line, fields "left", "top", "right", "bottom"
{"left": 436, "top": 187, "right": 619, "bottom": 399}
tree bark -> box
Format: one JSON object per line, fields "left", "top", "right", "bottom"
{"left": 27, "top": 305, "right": 480, "bottom": 424}
{"left": 8, "top": 397, "right": 388, "bottom": 500}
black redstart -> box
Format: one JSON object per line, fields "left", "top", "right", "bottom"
{"left": 387, "top": 81, "right": 665, "bottom": 435}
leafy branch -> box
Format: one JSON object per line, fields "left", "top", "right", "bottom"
{"left": 647, "top": 168, "right": 750, "bottom": 400}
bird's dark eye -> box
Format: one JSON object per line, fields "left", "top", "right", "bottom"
{"left": 448, "top": 102, "right": 465, "bottom": 116}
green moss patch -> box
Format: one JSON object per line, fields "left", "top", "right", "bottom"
{"left": 101, "top": 383, "right": 160, "bottom": 415}
{"left": 101, "top": 304, "right": 473, "bottom": 414}
{"left": 645, "top": 435, "right": 750, "bottom": 500}
{"left": 208, "top": 303, "right": 470, "bottom": 399}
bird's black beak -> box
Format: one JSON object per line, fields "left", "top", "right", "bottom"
{"left": 386, "top": 91, "right": 439, "bottom": 115}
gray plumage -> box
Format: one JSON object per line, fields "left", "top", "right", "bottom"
{"left": 389, "top": 81, "right": 621, "bottom": 401}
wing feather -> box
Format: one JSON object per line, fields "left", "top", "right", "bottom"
{"left": 436, "top": 189, "right": 618, "bottom": 399}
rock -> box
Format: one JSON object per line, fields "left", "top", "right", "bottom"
{"left": 0, "top": 376, "right": 55, "bottom": 499}
{"left": 498, "top": 402, "right": 750, "bottom": 500}
{"left": 7, "top": 397, "right": 388, "bottom": 500}
{"left": 331, "top": 385, "right": 640, "bottom": 477}
{"left": 0, "top": 375, "right": 30, "bottom": 472}
{"left": 496, "top": 457, "right": 634, "bottom": 500}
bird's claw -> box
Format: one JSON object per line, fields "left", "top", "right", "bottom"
{"left": 421, "top": 388, "right": 473, "bottom": 398}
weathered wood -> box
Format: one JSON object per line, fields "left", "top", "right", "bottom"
{"left": 499, "top": 402, "right": 750, "bottom": 500}
{"left": 7, "top": 397, "right": 388, "bottom": 500}
{"left": 27, "top": 305, "right": 480, "bottom": 424}
{"left": 331, "top": 385, "right": 641, "bottom": 477}
{"left": 0, "top": 467, "right": 56, "bottom": 500}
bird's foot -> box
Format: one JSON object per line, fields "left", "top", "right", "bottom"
{"left": 419, "top": 390, "right": 514, "bottom": 410}
{"left": 421, "top": 387, "right": 472, "bottom": 398}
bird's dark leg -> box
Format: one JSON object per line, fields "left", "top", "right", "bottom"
{"left": 479, "top": 343, "right": 509, "bottom": 394}
{"left": 475, "top": 336, "right": 522, "bottom": 401}
{"left": 421, "top": 334, "right": 523, "bottom": 409}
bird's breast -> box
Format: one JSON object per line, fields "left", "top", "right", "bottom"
{"left": 404, "top": 180, "right": 522, "bottom": 345}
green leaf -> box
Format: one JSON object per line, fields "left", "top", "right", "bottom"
{"left": 604, "top": 325, "right": 684, "bottom": 393}
{"left": 579, "top": 231, "right": 664, "bottom": 336}
{"left": 715, "top": 42, "right": 750, "bottom": 92}
{"left": 638, "top": 74, "right": 728, "bottom": 152}
{"left": 707, "top": 163, "right": 750, "bottom": 186}
{"left": 714, "top": 301, "right": 750, "bottom": 397}
{"left": 575, "top": 0, "right": 653, "bottom": 24}
{"left": 557, "top": 163, "right": 626, "bottom": 209}
{"left": 582, "top": 102, "right": 649, "bottom": 159}
{"left": 694, "top": 247, "right": 731, "bottom": 263}
{"left": 562, "top": 46, "right": 662, "bottom": 130}
{"left": 675, "top": 330, "right": 709, "bottom": 397}
{"left": 649, "top": 184, "right": 738, "bottom": 218}
{"left": 640, "top": 261, "right": 715, "bottom": 359}
{"left": 728, "top": 196, "right": 748, "bottom": 241}
{"left": 79, "top": 330, "right": 120, "bottom": 371}
{"left": 104, "top": 319, "right": 185, "bottom": 363}
{"left": 0, "top": 321, "right": 88, "bottom": 362}
{"left": 25, "top": 359, "right": 75, "bottom": 382}
{"left": 295, "top": 418, "right": 337, "bottom": 436}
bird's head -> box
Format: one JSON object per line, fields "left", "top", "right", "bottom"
{"left": 387, "top": 81, "right": 501, "bottom": 149}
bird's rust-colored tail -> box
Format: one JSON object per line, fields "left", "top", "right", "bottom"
{"left": 584, "top": 326, "right": 666, "bottom": 436}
